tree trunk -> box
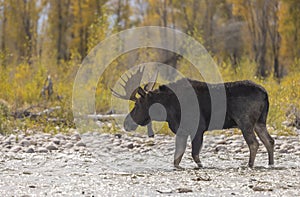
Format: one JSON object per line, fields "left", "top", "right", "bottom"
{"left": 1, "top": 5, "right": 7, "bottom": 67}
{"left": 274, "top": 56, "right": 280, "bottom": 78}
{"left": 57, "top": 0, "right": 63, "bottom": 62}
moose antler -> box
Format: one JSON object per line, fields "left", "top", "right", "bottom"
{"left": 111, "top": 67, "right": 145, "bottom": 101}
{"left": 144, "top": 70, "right": 158, "bottom": 92}
{"left": 111, "top": 67, "right": 158, "bottom": 101}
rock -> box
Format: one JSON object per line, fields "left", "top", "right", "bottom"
{"left": 37, "top": 147, "right": 48, "bottom": 153}
{"left": 71, "top": 133, "right": 81, "bottom": 141}
{"left": 145, "top": 140, "right": 155, "bottom": 146}
{"left": 73, "top": 147, "right": 80, "bottom": 151}
{"left": 214, "top": 145, "right": 227, "bottom": 153}
{"left": 75, "top": 141, "right": 86, "bottom": 147}
{"left": 43, "top": 133, "right": 52, "bottom": 139}
{"left": 278, "top": 149, "right": 288, "bottom": 153}
{"left": 46, "top": 143, "right": 58, "bottom": 151}
{"left": 280, "top": 144, "right": 294, "bottom": 151}
{"left": 64, "top": 142, "right": 74, "bottom": 149}
{"left": 114, "top": 134, "right": 122, "bottom": 138}
{"left": 52, "top": 138, "right": 60, "bottom": 145}
{"left": 127, "top": 143, "right": 134, "bottom": 149}
{"left": 5, "top": 134, "right": 16, "bottom": 143}
{"left": 55, "top": 133, "right": 66, "bottom": 140}
{"left": 17, "top": 134, "right": 25, "bottom": 141}
{"left": 241, "top": 147, "right": 249, "bottom": 153}
{"left": 113, "top": 141, "right": 121, "bottom": 146}
{"left": 233, "top": 148, "right": 242, "bottom": 153}
{"left": 156, "top": 189, "right": 173, "bottom": 194}
{"left": 176, "top": 188, "right": 193, "bottom": 193}
{"left": 252, "top": 186, "right": 273, "bottom": 192}
{"left": 59, "top": 140, "right": 67, "bottom": 146}
{"left": 29, "top": 139, "right": 37, "bottom": 146}
{"left": 4, "top": 144, "right": 12, "bottom": 149}
{"left": 25, "top": 147, "right": 35, "bottom": 153}
{"left": 19, "top": 139, "right": 31, "bottom": 147}
{"left": 28, "top": 185, "right": 36, "bottom": 188}
{"left": 216, "top": 139, "right": 227, "bottom": 145}
{"left": 10, "top": 146, "right": 22, "bottom": 153}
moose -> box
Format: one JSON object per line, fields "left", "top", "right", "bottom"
{"left": 111, "top": 67, "right": 275, "bottom": 169}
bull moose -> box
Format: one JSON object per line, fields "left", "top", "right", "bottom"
{"left": 111, "top": 67, "right": 275, "bottom": 169}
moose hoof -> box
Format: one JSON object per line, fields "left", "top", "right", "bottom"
{"left": 174, "top": 165, "right": 185, "bottom": 171}
{"left": 196, "top": 162, "right": 203, "bottom": 168}
{"left": 268, "top": 164, "right": 275, "bottom": 169}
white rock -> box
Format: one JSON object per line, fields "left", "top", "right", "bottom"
{"left": 71, "top": 133, "right": 81, "bottom": 141}
{"left": 64, "top": 142, "right": 74, "bottom": 149}
{"left": 19, "top": 139, "right": 31, "bottom": 147}
{"left": 43, "top": 133, "right": 52, "bottom": 139}
{"left": 25, "top": 147, "right": 35, "bottom": 153}
{"left": 59, "top": 140, "right": 66, "bottom": 146}
{"left": 280, "top": 144, "right": 294, "bottom": 151}
{"left": 55, "top": 133, "right": 66, "bottom": 140}
{"left": 37, "top": 147, "right": 48, "bottom": 153}
{"left": 10, "top": 146, "right": 22, "bottom": 153}
{"left": 75, "top": 141, "right": 86, "bottom": 147}
{"left": 6, "top": 134, "right": 16, "bottom": 143}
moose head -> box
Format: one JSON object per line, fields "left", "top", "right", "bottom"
{"left": 111, "top": 67, "right": 158, "bottom": 134}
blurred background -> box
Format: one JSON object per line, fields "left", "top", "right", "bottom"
{"left": 0, "top": 0, "right": 299, "bottom": 135}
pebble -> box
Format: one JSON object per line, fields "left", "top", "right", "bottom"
{"left": 19, "top": 139, "right": 31, "bottom": 147}
{"left": 127, "top": 143, "right": 134, "bottom": 149}
{"left": 75, "top": 141, "right": 86, "bottom": 147}
{"left": 55, "top": 133, "right": 66, "bottom": 140}
{"left": 280, "top": 144, "right": 294, "bottom": 151}
{"left": 37, "top": 147, "right": 48, "bottom": 153}
{"left": 43, "top": 133, "right": 51, "bottom": 139}
{"left": 46, "top": 143, "right": 58, "bottom": 151}
{"left": 71, "top": 133, "right": 81, "bottom": 141}
{"left": 215, "top": 145, "right": 227, "bottom": 152}
{"left": 216, "top": 139, "right": 227, "bottom": 145}
{"left": 10, "top": 146, "right": 22, "bottom": 153}
{"left": 52, "top": 138, "right": 60, "bottom": 145}
{"left": 64, "top": 142, "right": 74, "bottom": 149}
{"left": 25, "top": 147, "right": 35, "bottom": 153}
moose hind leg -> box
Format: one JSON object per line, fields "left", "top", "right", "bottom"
{"left": 191, "top": 131, "right": 204, "bottom": 168}
{"left": 254, "top": 123, "right": 275, "bottom": 165}
{"left": 174, "top": 134, "right": 188, "bottom": 168}
{"left": 241, "top": 126, "right": 259, "bottom": 168}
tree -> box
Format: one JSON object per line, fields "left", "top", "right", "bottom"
{"left": 267, "top": 0, "right": 281, "bottom": 78}
{"left": 0, "top": 0, "right": 42, "bottom": 65}
{"left": 279, "top": 0, "right": 300, "bottom": 67}
{"left": 230, "top": 0, "right": 273, "bottom": 77}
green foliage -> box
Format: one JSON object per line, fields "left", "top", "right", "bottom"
{"left": 0, "top": 57, "right": 299, "bottom": 136}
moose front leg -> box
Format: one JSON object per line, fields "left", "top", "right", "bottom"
{"left": 191, "top": 131, "right": 204, "bottom": 168}
{"left": 174, "top": 134, "right": 188, "bottom": 169}
{"left": 147, "top": 122, "right": 154, "bottom": 137}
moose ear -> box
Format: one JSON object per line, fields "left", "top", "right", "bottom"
{"left": 137, "top": 87, "right": 146, "bottom": 98}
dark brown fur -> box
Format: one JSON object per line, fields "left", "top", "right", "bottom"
{"left": 124, "top": 79, "right": 275, "bottom": 168}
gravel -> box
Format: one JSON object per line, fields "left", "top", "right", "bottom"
{"left": 0, "top": 130, "right": 299, "bottom": 196}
